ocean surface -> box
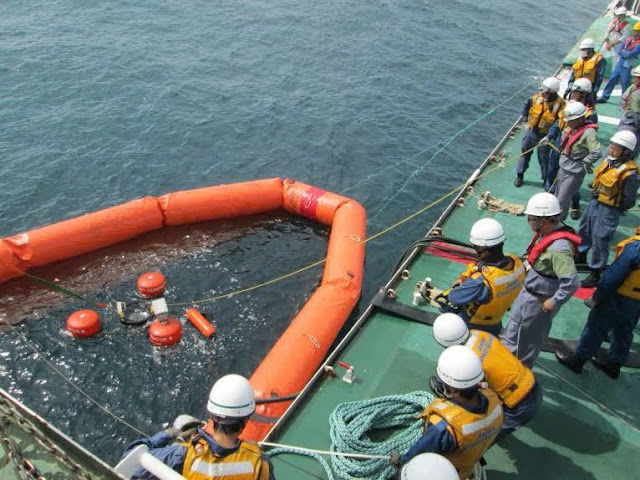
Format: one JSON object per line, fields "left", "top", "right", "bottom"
{"left": 0, "top": 0, "right": 605, "bottom": 465}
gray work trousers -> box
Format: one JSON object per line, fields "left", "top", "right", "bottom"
{"left": 501, "top": 289, "right": 556, "bottom": 368}
{"left": 555, "top": 168, "right": 586, "bottom": 221}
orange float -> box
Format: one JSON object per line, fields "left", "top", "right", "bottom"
{"left": 137, "top": 272, "right": 167, "bottom": 298}
{"left": 66, "top": 310, "right": 101, "bottom": 338}
{"left": 186, "top": 308, "right": 217, "bottom": 338}
{"left": 0, "top": 178, "right": 366, "bottom": 441}
{"left": 148, "top": 316, "right": 183, "bottom": 347}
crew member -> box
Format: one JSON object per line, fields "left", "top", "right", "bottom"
{"left": 397, "top": 346, "right": 503, "bottom": 480}
{"left": 547, "top": 81, "right": 598, "bottom": 220}
{"left": 567, "top": 38, "right": 605, "bottom": 102}
{"left": 515, "top": 77, "right": 565, "bottom": 188}
{"left": 554, "top": 101, "right": 601, "bottom": 220}
{"left": 432, "top": 313, "right": 541, "bottom": 442}
{"left": 601, "top": 7, "right": 631, "bottom": 70}
{"left": 619, "top": 65, "right": 640, "bottom": 157}
{"left": 501, "top": 193, "right": 580, "bottom": 368}
{"left": 598, "top": 22, "right": 640, "bottom": 103}
{"left": 577, "top": 130, "right": 638, "bottom": 287}
{"left": 123, "top": 374, "right": 274, "bottom": 480}
{"left": 556, "top": 228, "right": 640, "bottom": 379}
{"left": 399, "top": 453, "right": 458, "bottom": 480}
{"left": 441, "top": 219, "right": 525, "bottom": 336}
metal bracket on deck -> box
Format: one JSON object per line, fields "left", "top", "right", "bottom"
{"left": 337, "top": 362, "right": 355, "bottom": 384}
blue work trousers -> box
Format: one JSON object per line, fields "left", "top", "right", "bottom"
{"left": 496, "top": 381, "right": 542, "bottom": 442}
{"left": 575, "top": 293, "right": 640, "bottom": 364}
{"left": 601, "top": 62, "right": 632, "bottom": 101}
{"left": 517, "top": 130, "right": 549, "bottom": 178}
{"left": 578, "top": 199, "right": 620, "bottom": 270}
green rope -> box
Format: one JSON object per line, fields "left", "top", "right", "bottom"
{"left": 268, "top": 447, "right": 335, "bottom": 480}
{"left": 329, "top": 391, "right": 434, "bottom": 480}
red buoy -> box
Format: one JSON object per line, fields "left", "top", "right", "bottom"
{"left": 148, "top": 316, "right": 182, "bottom": 346}
{"left": 66, "top": 309, "right": 101, "bottom": 338}
{"left": 137, "top": 272, "right": 166, "bottom": 298}
{"left": 186, "top": 308, "right": 217, "bottom": 338}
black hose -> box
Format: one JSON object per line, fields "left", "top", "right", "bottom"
{"left": 255, "top": 393, "right": 300, "bottom": 404}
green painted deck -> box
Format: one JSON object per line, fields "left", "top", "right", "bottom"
{"left": 269, "top": 13, "right": 640, "bottom": 480}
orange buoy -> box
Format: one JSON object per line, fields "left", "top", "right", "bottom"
{"left": 186, "top": 308, "right": 217, "bottom": 338}
{"left": 66, "top": 309, "right": 101, "bottom": 338}
{"left": 148, "top": 316, "right": 182, "bottom": 346}
{"left": 137, "top": 272, "right": 166, "bottom": 298}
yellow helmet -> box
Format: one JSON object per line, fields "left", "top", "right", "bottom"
{"left": 633, "top": 23, "right": 640, "bottom": 32}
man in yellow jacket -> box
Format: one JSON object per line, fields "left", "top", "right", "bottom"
{"left": 123, "top": 375, "right": 274, "bottom": 480}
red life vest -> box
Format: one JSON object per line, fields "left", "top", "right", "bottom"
{"left": 623, "top": 35, "right": 640, "bottom": 51}
{"left": 612, "top": 19, "right": 629, "bottom": 34}
{"left": 560, "top": 123, "right": 598, "bottom": 155}
{"left": 526, "top": 228, "right": 582, "bottom": 267}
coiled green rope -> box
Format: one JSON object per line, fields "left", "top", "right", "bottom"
{"left": 329, "top": 391, "right": 434, "bottom": 480}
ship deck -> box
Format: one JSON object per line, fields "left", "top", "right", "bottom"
{"left": 267, "top": 13, "right": 640, "bottom": 480}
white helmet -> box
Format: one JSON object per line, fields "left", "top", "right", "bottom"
{"left": 541, "top": 77, "right": 560, "bottom": 93}
{"left": 523, "top": 192, "right": 562, "bottom": 217}
{"left": 401, "top": 453, "right": 458, "bottom": 480}
{"left": 571, "top": 78, "right": 592, "bottom": 93}
{"left": 632, "top": 65, "right": 640, "bottom": 77}
{"left": 563, "top": 101, "right": 587, "bottom": 121}
{"left": 615, "top": 6, "right": 627, "bottom": 16}
{"left": 433, "top": 313, "right": 470, "bottom": 347}
{"left": 469, "top": 218, "right": 506, "bottom": 247}
{"left": 610, "top": 130, "right": 637, "bottom": 151}
{"left": 436, "top": 346, "right": 484, "bottom": 390}
{"left": 580, "top": 38, "right": 596, "bottom": 50}
{"left": 207, "top": 374, "right": 256, "bottom": 420}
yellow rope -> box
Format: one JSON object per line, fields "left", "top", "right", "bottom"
{"left": 168, "top": 138, "right": 540, "bottom": 307}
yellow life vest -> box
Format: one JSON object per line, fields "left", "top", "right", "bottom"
{"left": 572, "top": 52, "right": 603, "bottom": 83}
{"left": 591, "top": 159, "right": 638, "bottom": 207}
{"left": 614, "top": 231, "right": 640, "bottom": 300}
{"left": 465, "top": 330, "right": 535, "bottom": 408}
{"left": 181, "top": 438, "right": 265, "bottom": 480}
{"left": 421, "top": 389, "right": 503, "bottom": 480}
{"left": 527, "top": 93, "right": 565, "bottom": 134}
{"left": 458, "top": 255, "right": 526, "bottom": 326}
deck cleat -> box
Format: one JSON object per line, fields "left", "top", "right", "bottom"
{"left": 337, "top": 361, "right": 355, "bottom": 384}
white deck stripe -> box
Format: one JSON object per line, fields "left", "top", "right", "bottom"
{"left": 597, "top": 88, "right": 623, "bottom": 97}
{"left": 598, "top": 115, "right": 621, "bottom": 126}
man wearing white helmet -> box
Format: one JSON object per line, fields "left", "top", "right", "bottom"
{"left": 554, "top": 101, "right": 601, "bottom": 220}
{"left": 432, "top": 313, "right": 541, "bottom": 441}
{"left": 501, "top": 193, "right": 580, "bottom": 367}
{"left": 439, "top": 218, "right": 525, "bottom": 336}
{"left": 598, "top": 22, "right": 640, "bottom": 103}
{"left": 395, "top": 346, "right": 502, "bottom": 480}
{"left": 619, "top": 65, "right": 640, "bottom": 151}
{"left": 576, "top": 130, "right": 639, "bottom": 287}
{"left": 514, "top": 77, "right": 565, "bottom": 188}
{"left": 400, "top": 453, "right": 458, "bottom": 480}
{"left": 568, "top": 38, "right": 605, "bottom": 100}
{"left": 601, "top": 6, "right": 631, "bottom": 69}
{"left": 123, "top": 374, "right": 274, "bottom": 480}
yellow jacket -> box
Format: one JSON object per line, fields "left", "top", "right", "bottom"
{"left": 572, "top": 53, "right": 603, "bottom": 83}
{"left": 458, "top": 255, "right": 525, "bottom": 326}
{"left": 181, "top": 438, "right": 268, "bottom": 480}
{"left": 466, "top": 330, "right": 535, "bottom": 408}
{"left": 591, "top": 159, "right": 638, "bottom": 207}
{"left": 422, "top": 389, "right": 503, "bottom": 480}
{"left": 614, "top": 231, "right": 640, "bottom": 300}
{"left": 527, "top": 93, "right": 565, "bottom": 134}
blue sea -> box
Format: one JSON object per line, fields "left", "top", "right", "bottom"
{"left": 0, "top": 0, "right": 604, "bottom": 465}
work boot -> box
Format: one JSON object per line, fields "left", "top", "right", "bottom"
{"left": 581, "top": 269, "right": 602, "bottom": 288}
{"left": 596, "top": 97, "right": 608, "bottom": 104}
{"left": 514, "top": 174, "right": 524, "bottom": 187}
{"left": 569, "top": 208, "right": 581, "bottom": 220}
{"left": 556, "top": 350, "right": 585, "bottom": 374}
{"left": 574, "top": 251, "right": 588, "bottom": 266}
{"left": 592, "top": 356, "right": 621, "bottom": 379}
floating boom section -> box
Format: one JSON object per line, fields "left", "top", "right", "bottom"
{"left": 244, "top": 180, "right": 366, "bottom": 441}
{"left": 0, "top": 178, "right": 367, "bottom": 442}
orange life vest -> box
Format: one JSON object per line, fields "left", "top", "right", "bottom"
{"left": 572, "top": 52, "right": 603, "bottom": 83}
{"left": 614, "top": 231, "right": 640, "bottom": 300}
{"left": 181, "top": 438, "right": 265, "bottom": 480}
{"left": 591, "top": 159, "right": 638, "bottom": 207}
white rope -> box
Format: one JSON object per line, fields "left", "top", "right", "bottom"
{"left": 260, "top": 442, "right": 390, "bottom": 460}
